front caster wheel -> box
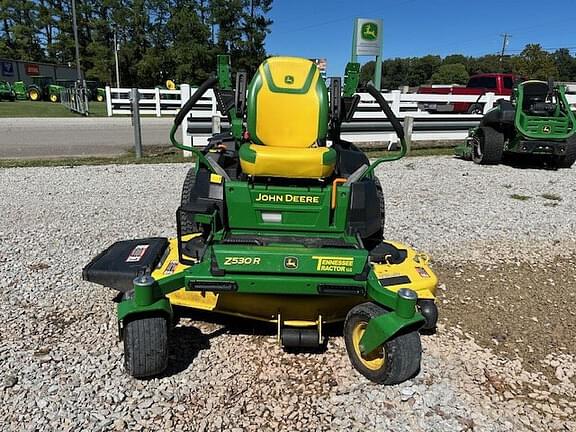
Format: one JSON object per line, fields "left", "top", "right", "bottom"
{"left": 123, "top": 315, "right": 168, "bottom": 378}
{"left": 344, "top": 302, "right": 422, "bottom": 385}
{"left": 418, "top": 299, "right": 438, "bottom": 332}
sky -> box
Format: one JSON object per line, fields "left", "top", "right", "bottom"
{"left": 265, "top": 0, "right": 576, "bottom": 76}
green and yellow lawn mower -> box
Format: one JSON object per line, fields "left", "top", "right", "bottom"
{"left": 0, "top": 80, "right": 16, "bottom": 101}
{"left": 11, "top": 81, "right": 28, "bottom": 100}
{"left": 456, "top": 80, "right": 576, "bottom": 168}
{"left": 83, "top": 55, "right": 438, "bottom": 384}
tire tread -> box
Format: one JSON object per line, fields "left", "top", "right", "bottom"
{"left": 124, "top": 316, "right": 168, "bottom": 378}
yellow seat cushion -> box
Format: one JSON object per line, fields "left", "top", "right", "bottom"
{"left": 239, "top": 143, "right": 336, "bottom": 178}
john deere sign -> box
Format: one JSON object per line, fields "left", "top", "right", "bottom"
{"left": 361, "top": 22, "right": 378, "bottom": 41}
{"left": 354, "top": 18, "right": 383, "bottom": 56}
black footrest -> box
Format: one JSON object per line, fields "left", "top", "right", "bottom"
{"left": 82, "top": 237, "right": 168, "bottom": 292}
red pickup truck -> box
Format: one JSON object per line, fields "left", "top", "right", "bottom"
{"left": 418, "top": 73, "right": 516, "bottom": 114}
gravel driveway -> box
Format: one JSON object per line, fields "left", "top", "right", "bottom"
{"left": 0, "top": 157, "right": 575, "bottom": 431}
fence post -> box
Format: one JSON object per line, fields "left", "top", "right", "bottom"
{"left": 483, "top": 92, "right": 495, "bottom": 114}
{"left": 155, "top": 87, "right": 161, "bottom": 117}
{"left": 403, "top": 116, "right": 414, "bottom": 153}
{"left": 83, "top": 87, "right": 89, "bottom": 116}
{"left": 131, "top": 88, "right": 143, "bottom": 159}
{"left": 180, "top": 84, "right": 192, "bottom": 157}
{"left": 212, "top": 115, "right": 221, "bottom": 134}
{"left": 391, "top": 90, "right": 401, "bottom": 115}
{"left": 106, "top": 86, "right": 112, "bottom": 116}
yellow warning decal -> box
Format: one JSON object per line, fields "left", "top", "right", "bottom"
{"left": 210, "top": 173, "right": 223, "bottom": 184}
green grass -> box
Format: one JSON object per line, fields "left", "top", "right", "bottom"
{"left": 510, "top": 193, "right": 532, "bottom": 201}
{"left": 366, "top": 147, "right": 454, "bottom": 158}
{"left": 0, "top": 145, "right": 454, "bottom": 169}
{"left": 0, "top": 100, "right": 107, "bottom": 117}
{"left": 0, "top": 147, "right": 191, "bottom": 168}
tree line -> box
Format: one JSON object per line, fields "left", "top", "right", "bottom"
{"left": 0, "top": 0, "right": 273, "bottom": 87}
{"left": 361, "top": 44, "right": 576, "bottom": 89}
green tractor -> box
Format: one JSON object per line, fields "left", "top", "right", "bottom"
{"left": 23, "top": 76, "right": 64, "bottom": 102}
{"left": 83, "top": 55, "right": 439, "bottom": 384}
{"left": 11, "top": 81, "right": 28, "bottom": 100}
{"left": 456, "top": 80, "right": 576, "bottom": 168}
{"left": 85, "top": 80, "right": 106, "bottom": 102}
{"left": 0, "top": 80, "right": 16, "bottom": 101}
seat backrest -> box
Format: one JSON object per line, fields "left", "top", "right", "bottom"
{"left": 520, "top": 81, "right": 549, "bottom": 112}
{"left": 246, "top": 57, "right": 328, "bottom": 148}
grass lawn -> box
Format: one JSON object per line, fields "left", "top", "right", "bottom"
{"left": 0, "top": 146, "right": 453, "bottom": 169}
{"left": 0, "top": 100, "right": 108, "bottom": 117}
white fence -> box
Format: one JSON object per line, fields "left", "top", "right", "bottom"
{"left": 105, "top": 86, "right": 182, "bottom": 116}
{"left": 105, "top": 85, "right": 576, "bottom": 146}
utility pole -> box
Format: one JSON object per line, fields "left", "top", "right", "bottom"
{"left": 71, "top": 0, "right": 83, "bottom": 86}
{"left": 499, "top": 33, "right": 511, "bottom": 71}
{"left": 113, "top": 29, "right": 120, "bottom": 88}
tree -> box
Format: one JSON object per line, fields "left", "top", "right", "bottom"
{"left": 430, "top": 63, "right": 469, "bottom": 84}
{"left": 467, "top": 54, "right": 513, "bottom": 75}
{"left": 514, "top": 44, "right": 558, "bottom": 80}
{"left": 443, "top": 54, "right": 467, "bottom": 66}
{"left": 553, "top": 48, "right": 576, "bottom": 81}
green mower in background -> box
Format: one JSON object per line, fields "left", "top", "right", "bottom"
{"left": 11, "top": 81, "right": 28, "bottom": 100}
{"left": 13, "top": 76, "right": 65, "bottom": 102}
{"left": 83, "top": 55, "right": 439, "bottom": 384}
{"left": 456, "top": 80, "right": 576, "bottom": 168}
{"left": 56, "top": 79, "right": 106, "bottom": 102}
{"left": 0, "top": 80, "right": 16, "bottom": 101}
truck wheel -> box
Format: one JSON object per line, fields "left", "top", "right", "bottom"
{"left": 50, "top": 93, "right": 59, "bottom": 103}
{"left": 96, "top": 94, "right": 104, "bottom": 102}
{"left": 558, "top": 138, "right": 576, "bottom": 168}
{"left": 467, "top": 103, "right": 484, "bottom": 114}
{"left": 344, "top": 302, "right": 422, "bottom": 385}
{"left": 123, "top": 315, "right": 168, "bottom": 378}
{"left": 180, "top": 167, "right": 200, "bottom": 234}
{"left": 472, "top": 126, "right": 504, "bottom": 165}
{"left": 28, "top": 88, "right": 40, "bottom": 101}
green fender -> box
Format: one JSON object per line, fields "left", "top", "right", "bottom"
{"left": 360, "top": 272, "right": 425, "bottom": 355}
{"left": 117, "top": 297, "right": 173, "bottom": 323}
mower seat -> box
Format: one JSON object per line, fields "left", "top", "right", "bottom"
{"left": 239, "top": 57, "right": 336, "bottom": 178}
{"left": 521, "top": 81, "right": 556, "bottom": 116}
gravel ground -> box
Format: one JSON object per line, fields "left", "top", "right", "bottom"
{"left": 1, "top": 157, "right": 575, "bottom": 431}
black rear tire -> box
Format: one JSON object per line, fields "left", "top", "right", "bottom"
{"left": 344, "top": 302, "right": 422, "bottom": 385}
{"left": 472, "top": 126, "right": 504, "bottom": 165}
{"left": 558, "top": 137, "right": 576, "bottom": 168}
{"left": 123, "top": 315, "right": 168, "bottom": 378}
{"left": 180, "top": 167, "right": 199, "bottom": 234}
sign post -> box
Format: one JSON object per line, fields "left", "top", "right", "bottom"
{"left": 351, "top": 18, "right": 383, "bottom": 90}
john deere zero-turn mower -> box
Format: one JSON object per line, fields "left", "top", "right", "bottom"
{"left": 83, "top": 55, "right": 438, "bottom": 384}
{"left": 456, "top": 80, "right": 576, "bottom": 168}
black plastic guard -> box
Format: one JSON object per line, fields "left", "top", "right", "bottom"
{"left": 82, "top": 237, "right": 169, "bottom": 292}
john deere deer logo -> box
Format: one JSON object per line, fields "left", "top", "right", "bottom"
{"left": 361, "top": 23, "right": 378, "bottom": 41}
{"left": 284, "top": 256, "right": 298, "bottom": 269}
{"left": 542, "top": 125, "right": 551, "bottom": 134}
{"left": 284, "top": 75, "right": 294, "bottom": 84}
